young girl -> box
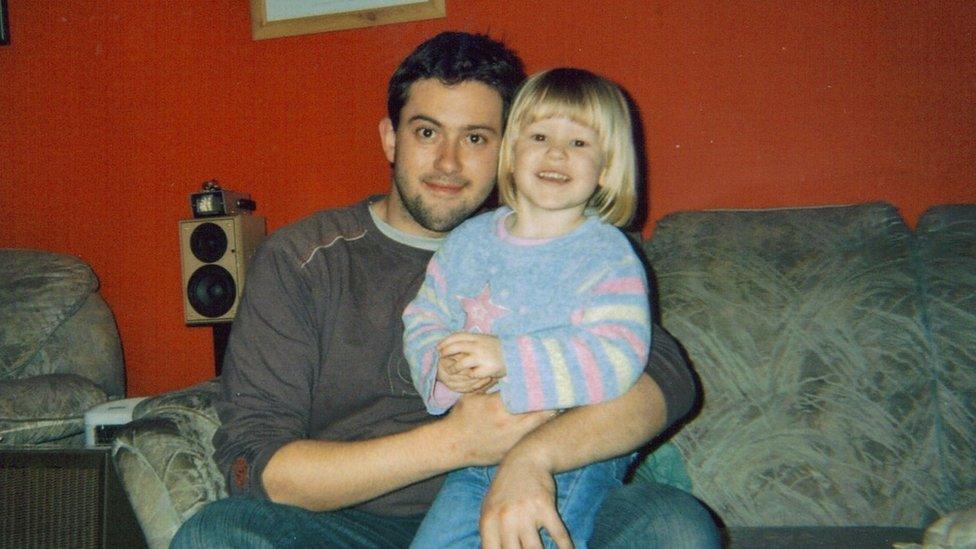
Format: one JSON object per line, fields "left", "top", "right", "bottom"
{"left": 403, "top": 67, "right": 651, "bottom": 548}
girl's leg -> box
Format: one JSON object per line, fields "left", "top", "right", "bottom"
{"left": 547, "top": 456, "right": 631, "bottom": 549}
{"left": 410, "top": 466, "right": 492, "bottom": 549}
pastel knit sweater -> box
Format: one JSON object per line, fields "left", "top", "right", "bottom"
{"left": 403, "top": 207, "right": 652, "bottom": 415}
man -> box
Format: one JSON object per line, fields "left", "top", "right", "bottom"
{"left": 173, "top": 32, "right": 720, "bottom": 548}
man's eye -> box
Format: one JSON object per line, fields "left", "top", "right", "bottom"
{"left": 416, "top": 127, "right": 436, "bottom": 139}
{"left": 467, "top": 134, "right": 485, "bottom": 145}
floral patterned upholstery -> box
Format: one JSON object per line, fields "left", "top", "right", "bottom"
{"left": 112, "top": 380, "right": 225, "bottom": 549}
{"left": 0, "top": 249, "right": 125, "bottom": 446}
{"left": 913, "top": 205, "right": 976, "bottom": 514}
{"left": 643, "top": 202, "right": 975, "bottom": 545}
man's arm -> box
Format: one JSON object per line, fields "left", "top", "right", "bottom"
{"left": 263, "top": 389, "right": 552, "bottom": 511}
{"left": 479, "top": 328, "right": 694, "bottom": 548}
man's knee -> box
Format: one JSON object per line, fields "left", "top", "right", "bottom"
{"left": 171, "top": 497, "right": 278, "bottom": 549}
{"left": 591, "top": 481, "right": 721, "bottom": 548}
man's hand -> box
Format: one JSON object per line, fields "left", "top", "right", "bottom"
{"left": 478, "top": 375, "right": 668, "bottom": 548}
{"left": 441, "top": 392, "right": 554, "bottom": 466}
{"left": 438, "top": 332, "right": 506, "bottom": 379}
{"left": 437, "top": 354, "right": 497, "bottom": 394}
{"left": 480, "top": 453, "right": 573, "bottom": 549}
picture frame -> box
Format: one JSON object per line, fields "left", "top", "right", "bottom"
{"left": 1, "top": 0, "right": 10, "bottom": 46}
{"left": 250, "top": 0, "right": 446, "bottom": 41}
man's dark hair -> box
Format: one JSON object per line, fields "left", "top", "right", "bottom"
{"left": 387, "top": 31, "right": 526, "bottom": 129}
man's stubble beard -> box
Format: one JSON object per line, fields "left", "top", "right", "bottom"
{"left": 393, "top": 169, "right": 494, "bottom": 233}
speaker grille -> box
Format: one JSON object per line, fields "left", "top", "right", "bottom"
{"left": 0, "top": 458, "right": 102, "bottom": 549}
{"left": 189, "top": 221, "right": 229, "bottom": 263}
{"left": 187, "top": 264, "right": 237, "bottom": 318}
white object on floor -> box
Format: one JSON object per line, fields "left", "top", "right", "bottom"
{"left": 84, "top": 397, "right": 148, "bottom": 447}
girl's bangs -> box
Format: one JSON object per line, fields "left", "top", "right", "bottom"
{"left": 518, "top": 85, "right": 604, "bottom": 135}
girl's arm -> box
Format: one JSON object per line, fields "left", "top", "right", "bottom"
{"left": 402, "top": 246, "right": 462, "bottom": 414}
{"left": 496, "top": 252, "right": 652, "bottom": 413}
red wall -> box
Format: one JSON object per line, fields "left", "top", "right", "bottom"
{"left": 2, "top": 2, "right": 973, "bottom": 396}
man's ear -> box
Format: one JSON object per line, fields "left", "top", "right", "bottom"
{"left": 379, "top": 118, "right": 396, "bottom": 164}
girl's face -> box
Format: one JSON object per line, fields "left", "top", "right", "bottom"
{"left": 510, "top": 116, "right": 604, "bottom": 219}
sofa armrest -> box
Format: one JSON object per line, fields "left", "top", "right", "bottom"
{"left": 112, "top": 380, "right": 226, "bottom": 549}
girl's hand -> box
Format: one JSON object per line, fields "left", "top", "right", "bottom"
{"left": 437, "top": 353, "right": 497, "bottom": 393}
{"left": 437, "top": 332, "right": 506, "bottom": 379}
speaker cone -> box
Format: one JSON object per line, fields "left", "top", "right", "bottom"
{"left": 187, "top": 264, "right": 237, "bottom": 318}
{"left": 189, "top": 222, "right": 228, "bottom": 263}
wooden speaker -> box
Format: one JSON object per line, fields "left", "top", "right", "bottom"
{"left": 179, "top": 214, "right": 266, "bottom": 324}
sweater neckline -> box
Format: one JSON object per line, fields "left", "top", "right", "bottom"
{"left": 493, "top": 207, "right": 597, "bottom": 247}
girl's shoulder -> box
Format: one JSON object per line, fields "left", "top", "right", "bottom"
{"left": 579, "top": 215, "right": 635, "bottom": 248}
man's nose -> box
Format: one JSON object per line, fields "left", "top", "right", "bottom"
{"left": 435, "top": 139, "right": 460, "bottom": 173}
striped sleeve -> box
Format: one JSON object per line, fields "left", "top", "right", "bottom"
{"left": 497, "top": 253, "right": 652, "bottom": 413}
{"left": 402, "top": 246, "right": 460, "bottom": 415}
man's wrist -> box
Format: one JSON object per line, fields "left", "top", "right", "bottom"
{"left": 501, "top": 435, "right": 557, "bottom": 475}
{"left": 423, "top": 412, "right": 478, "bottom": 469}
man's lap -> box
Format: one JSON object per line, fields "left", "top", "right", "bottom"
{"left": 172, "top": 480, "right": 720, "bottom": 548}
{"left": 170, "top": 497, "right": 423, "bottom": 549}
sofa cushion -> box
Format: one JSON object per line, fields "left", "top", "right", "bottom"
{"left": 645, "top": 203, "right": 938, "bottom": 528}
{"left": 0, "top": 250, "right": 98, "bottom": 380}
{"left": 914, "top": 205, "right": 976, "bottom": 514}
{"left": 727, "top": 526, "right": 923, "bottom": 548}
{"left": 0, "top": 373, "right": 108, "bottom": 445}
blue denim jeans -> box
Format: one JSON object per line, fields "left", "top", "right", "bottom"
{"left": 172, "top": 478, "right": 720, "bottom": 548}
{"left": 411, "top": 457, "right": 630, "bottom": 549}
{"left": 170, "top": 501, "right": 423, "bottom": 549}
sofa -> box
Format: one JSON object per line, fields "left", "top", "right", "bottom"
{"left": 0, "top": 249, "right": 126, "bottom": 446}
{"left": 112, "top": 202, "right": 975, "bottom": 548}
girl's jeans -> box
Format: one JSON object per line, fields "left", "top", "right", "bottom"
{"left": 410, "top": 456, "right": 632, "bottom": 549}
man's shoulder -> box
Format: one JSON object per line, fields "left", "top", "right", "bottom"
{"left": 262, "top": 199, "right": 372, "bottom": 265}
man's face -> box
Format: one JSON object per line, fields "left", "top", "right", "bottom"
{"left": 381, "top": 78, "right": 504, "bottom": 237}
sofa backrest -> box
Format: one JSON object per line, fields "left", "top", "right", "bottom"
{"left": 914, "top": 205, "right": 976, "bottom": 516}
{"left": 644, "top": 203, "right": 942, "bottom": 528}
{"left": 0, "top": 249, "right": 124, "bottom": 398}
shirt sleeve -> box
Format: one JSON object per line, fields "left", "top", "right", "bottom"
{"left": 497, "top": 252, "right": 652, "bottom": 413}
{"left": 212, "top": 236, "right": 320, "bottom": 499}
{"left": 402, "top": 239, "right": 461, "bottom": 415}
{"left": 644, "top": 324, "right": 698, "bottom": 429}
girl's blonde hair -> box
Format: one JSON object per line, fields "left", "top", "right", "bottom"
{"left": 497, "top": 68, "right": 639, "bottom": 227}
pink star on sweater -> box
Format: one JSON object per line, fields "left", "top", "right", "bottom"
{"left": 459, "top": 283, "right": 509, "bottom": 333}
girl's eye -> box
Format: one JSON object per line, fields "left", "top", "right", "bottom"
{"left": 531, "top": 133, "right": 546, "bottom": 142}
{"left": 573, "top": 139, "right": 588, "bottom": 147}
